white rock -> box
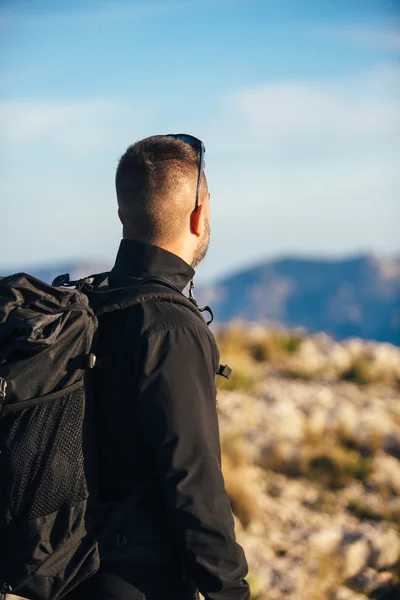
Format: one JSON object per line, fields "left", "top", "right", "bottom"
{"left": 368, "top": 454, "right": 400, "bottom": 494}
{"left": 333, "top": 402, "right": 359, "bottom": 440}
{"left": 330, "top": 586, "right": 369, "bottom": 600}
{"left": 309, "top": 528, "right": 341, "bottom": 554}
{"left": 341, "top": 534, "right": 370, "bottom": 579}
{"left": 368, "top": 528, "right": 400, "bottom": 570}
{"left": 305, "top": 407, "right": 329, "bottom": 439}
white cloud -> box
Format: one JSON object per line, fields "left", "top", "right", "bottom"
{"left": 4, "top": 66, "right": 397, "bottom": 163}
{"left": 0, "top": 99, "right": 113, "bottom": 142}
{"left": 229, "top": 65, "right": 400, "bottom": 140}
{"left": 1, "top": 65, "right": 399, "bottom": 273}
{"left": 191, "top": 64, "right": 399, "bottom": 168}
{"left": 195, "top": 65, "right": 400, "bottom": 276}
{"left": 0, "top": 97, "right": 156, "bottom": 154}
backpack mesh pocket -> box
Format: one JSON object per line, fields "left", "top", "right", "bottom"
{"left": 2, "top": 385, "right": 88, "bottom": 520}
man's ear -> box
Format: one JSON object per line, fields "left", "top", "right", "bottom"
{"left": 118, "top": 208, "right": 124, "bottom": 225}
{"left": 190, "top": 205, "right": 203, "bottom": 238}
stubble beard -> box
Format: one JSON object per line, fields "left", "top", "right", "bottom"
{"left": 191, "top": 218, "right": 211, "bottom": 270}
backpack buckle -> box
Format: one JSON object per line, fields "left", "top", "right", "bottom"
{"left": 52, "top": 273, "right": 82, "bottom": 288}
{"left": 52, "top": 273, "right": 72, "bottom": 287}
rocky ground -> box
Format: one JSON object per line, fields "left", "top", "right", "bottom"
{"left": 213, "top": 325, "right": 400, "bottom": 600}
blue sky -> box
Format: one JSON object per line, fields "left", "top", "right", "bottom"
{"left": 0, "top": 0, "right": 399, "bottom": 280}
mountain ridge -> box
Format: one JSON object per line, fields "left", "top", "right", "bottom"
{"left": 2, "top": 253, "right": 399, "bottom": 345}
{"left": 197, "top": 254, "right": 400, "bottom": 345}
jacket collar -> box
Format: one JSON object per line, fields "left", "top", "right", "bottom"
{"left": 110, "top": 239, "right": 195, "bottom": 292}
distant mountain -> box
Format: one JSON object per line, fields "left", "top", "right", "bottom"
{"left": 3, "top": 254, "right": 399, "bottom": 344}
{"left": 198, "top": 255, "right": 400, "bottom": 345}
{"left": 1, "top": 261, "right": 110, "bottom": 286}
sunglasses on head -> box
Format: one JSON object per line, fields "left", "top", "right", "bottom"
{"left": 165, "top": 133, "right": 205, "bottom": 210}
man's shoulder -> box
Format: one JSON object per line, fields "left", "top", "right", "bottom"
{"left": 140, "top": 296, "right": 211, "bottom": 336}
{"left": 105, "top": 289, "right": 218, "bottom": 358}
{"left": 139, "top": 300, "right": 220, "bottom": 371}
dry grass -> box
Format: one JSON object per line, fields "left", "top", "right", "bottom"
{"left": 245, "top": 572, "right": 263, "bottom": 600}
{"left": 217, "top": 363, "right": 258, "bottom": 392}
{"left": 216, "top": 325, "right": 304, "bottom": 366}
{"left": 214, "top": 326, "right": 400, "bottom": 600}
{"left": 347, "top": 498, "right": 382, "bottom": 522}
{"left": 215, "top": 324, "right": 400, "bottom": 387}
{"left": 247, "top": 331, "right": 304, "bottom": 364}
{"left": 347, "top": 497, "right": 400, "bottom": 527}
{"left": 306, "top": 446, "right": 374, "bottom": 489}
{"left": 216, "top": 324, "right": 251, "bottom": 356}
{"left": 215, "top": 331, "right": 259, "bottom": 391}
{"left": 280, "top": 363, "right": 317, "bottom": 381}
{"left": 307, "top": 550, "right": 346, "bottom": 600}
{"left": 259, "top": 440, "right": 374, "bottom": 489}
{"left": 339, "top": 352, "right": 400, "bottom": 387}
{"left": 221, "top": 434, "right": 260, "bottom": 528}
{"left": 340, "top": 357, "right": 382, "bottom": 385}
{"left": 215, "top": 325, "right": 308, "bottom": 391}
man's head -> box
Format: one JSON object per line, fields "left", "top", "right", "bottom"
{"left": 115, "top": 135, "right": 210, "bottom": 269}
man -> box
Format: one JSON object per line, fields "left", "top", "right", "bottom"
{"left": 68, "top": 135, "right": 250, "bottom": 599}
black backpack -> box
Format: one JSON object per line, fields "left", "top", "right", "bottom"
{"left": 0, "top": 271, "right": 208, "bottom": 600}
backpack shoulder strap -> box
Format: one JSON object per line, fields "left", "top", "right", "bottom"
{"left": 82, "top": 277, "right": 207, "bottom": 323}
{"left": 97, "top": 289, "right": 202, "bottom": 319}
{"left": 54, "top": 272, "right": 214, "bottom": 324}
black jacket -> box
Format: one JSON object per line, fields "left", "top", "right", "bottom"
{"left": 94, "top": 239, "right": 250, "bottom": 600}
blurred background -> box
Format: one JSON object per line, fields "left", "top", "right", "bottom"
{"left": 1, "top": 0, "right": 399, "bottom": 343}
{"left": 1, "top": 1, "right": 400, "bottom": 598}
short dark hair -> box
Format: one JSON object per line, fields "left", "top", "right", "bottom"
{"left": 115, "top": 135, "right": 206, "bottom": 244}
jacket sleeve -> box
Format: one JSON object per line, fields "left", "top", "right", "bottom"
{"left": 135, "top": 321, "right": 250, "bottom": 600}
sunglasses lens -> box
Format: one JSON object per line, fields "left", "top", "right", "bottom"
{"left": 177, "top": 134, "right": 195, "bottom": 146}
{"left": 166, "top": 134, "right": 204, "bottom": 154}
